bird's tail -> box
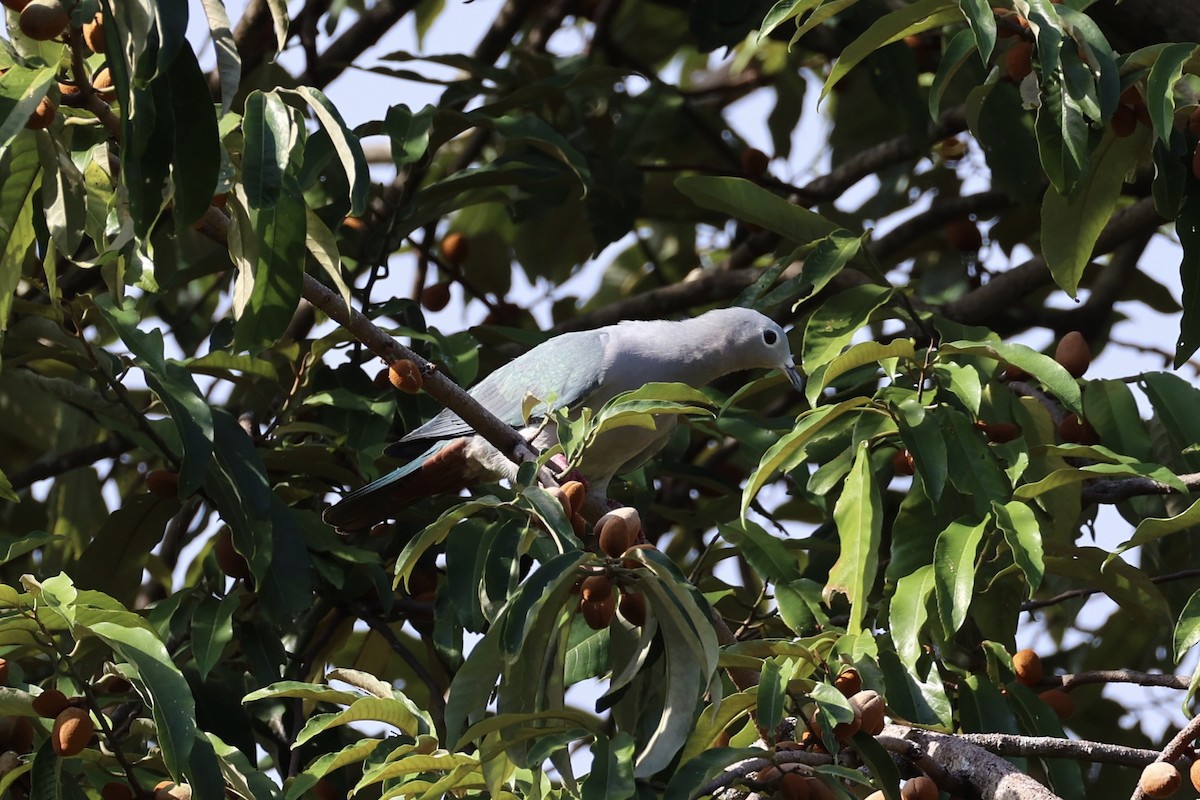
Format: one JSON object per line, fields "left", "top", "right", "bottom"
{"left": 322, "top": 439, "right": 474, "bottom": 530}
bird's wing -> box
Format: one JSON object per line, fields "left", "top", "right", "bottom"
{"left": 388, "top": 330, "right": 609, "bottom": 450}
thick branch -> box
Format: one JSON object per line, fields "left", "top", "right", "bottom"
{"left": 892, "top": 725, "right": 1065, "bottom": 800}
{"left": 1129, "top": 713, "right": 1200, "bottom": 800}
{"left": 1082, "top": 472, "right": 1200, "bottom": 504}
{"left": 10, "top": 437, "right": 132, "bottom": 491}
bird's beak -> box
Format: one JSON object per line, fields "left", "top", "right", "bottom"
{"left": 783, "top": 363, "right": 804, "bottom": 391}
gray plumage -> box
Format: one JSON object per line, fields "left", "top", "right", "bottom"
{"left": 324, "top": 307, "right": 801, "bottom": 529}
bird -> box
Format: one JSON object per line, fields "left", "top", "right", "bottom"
{"left": 322, "top": 307, "right": 802, "bottom": 530}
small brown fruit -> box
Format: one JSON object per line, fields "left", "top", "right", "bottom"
{"left": 101, "top": 783, "right": 136, "bottom": 800}
{"left": 342, "top": 216, "right": 366, "bottom": 232}
{"left": 420, "top": 281, "right": 452, "bottom": 312}
{"left": 618, "top": 591, "right": 647, "bottom": 626}
{"left": 214, "top": 528, "right": 252, "bottom": 580}
{"left": 547, "top": 486, "right": 572, "bottom": 518}
{"left": 833, "top": 667, "right": 861, "bottom": 697}
{"left": 0, "top": 659, "right": 8, "bottom": 686}
{"left": 570, "top": 512, "right": 587, "bottom": 538}
{"left": 154, "top": 781, "right": 192, "bottom": 800}
{"left": 1054, "top": 331, "right": 1091, "bottom": 378}
{"left": 1038, "top": 688, "right": 1076, "bottom": 720}
{"left": 25, "top": 96, "right": 56, "bottom": 130}
{"left": 57, "top": 80, "right": 81, "bottom": 98}
{"left": 388, "top": 359, "right": 423, "bottom": 393}
{"left": 779, "top": 772, "right": 810, "bottom": 800}
{"left": 82, "top": 12, "right": 105, "bottom": 53}
{"left": 980, "top": 421, "right": 1022, "bottom": 444}
{"left": 1058, "top": 413, "right": 1099, "bottom": 445}
{"left": 851, "top": 689, "right": 886, "bottom": 735}
{"left": 901, "top": 776, "right": 938, "bottom": 800}
{"left": 1189, "top": 758, "right": 1200, "bottom": 792}
{"left": 810, "top": 705, "right": 860, "bottom": 743}
{"left": 739, "top": 148, "right": 770, "bottom": 180}
{"left": 32, "top": 688, "right": 69, "bottom": 719}
{"left": 92, "top": 67, "right": 116, "bottom": 101}
{"left": 1140, "top": 762, "right": 1182, "bottom": 798}
{"left": 1006, "top": 41, "right": 1034, "bottom": 82}
{"left": 18, "top": 0, "right": 68, "bottom": 40}
{"left": 561, "top": 481, "right": 586, "bottom": 516}
{"left": 580, "top": 594, "right": 616, "bottom": 630}
{"left": 145, "top": 470, "right": 180, "bottom": 498}
{"left": 579, "top": 575, "right": 612, "bottom": 602}
{"left": 864, "top": 793, "right": 886, "bottom": 800}
{"left": 1012, "top": 649, "right": 1043, "bottom": 686}
{"left": 1110, "top": 104, "right": 1136, "bottom": 138}
{"left": 0, "top": 717, "right": 33, "bottom": 753}
{"left": 312, "top": 780, "right": 339, "bottom": 800}
{"left": 441, "top": 232, "right": 469, "bottom": 265}
{"left": 598, "top": 516, "right": 633, "bottom": 558}
{"left": 892, "top": 449, "right": 915, "bottom": 476}
{"left": 51, "top": 707, "right": 93, "bottom": 756}
{"left": 944, "top": 218, "right": 983, "bottom": 252}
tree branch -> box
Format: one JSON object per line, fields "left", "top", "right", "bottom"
{"left": 9, "top": 437, "right": 132, "bottom": 491}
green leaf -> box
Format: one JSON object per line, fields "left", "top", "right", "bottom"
{"left": 802, "top": 285, "right": 893, "bottom": 377}
{"left": 941, "top": 409, "right": 1011, "bottom": 515}
{"left": 94, "top": 295, "right": 215, "bottom": 496}
{"left": 0, "top": 64, "right": 55, "bottom": 151}
{"left": 755, "top": 658, "right": 786, "bottom": 735}
{"left": 0, "top": 132, "right": 42, "bottom": 333}
{"left": 581, "top": 733, "right": 636, "bottom": 800}
{"left": 1176, "top": 182, "right": 1200, "bottom": 366}
{"left": 284, "top": 86, "right": 370, "bottom": 216}
{"left": 894, "top": 399, "right": 948, "bottom": 504}
{"left": 71, "top": 494, "right": 179, "bottom": 606}
{"left": 890, "top": 565, "right": 935, "bottom": 669}
{"left": 1040, "top": 125, "right": 1149, "bottom": 297}
{"left": 233, "top": 183, "right": 307, "bottom": 350}
{"left": 242, "top": 90, "right": 295, "bottom": 209}
{"left": 1174, "top": 589, "right": 1200, "bottom": 663}
{"left": 957, "top": 0, "right": 996, "bottom": 65}
{"left": 295, "top": 697, "right": 425, "bottom": 746}
{"left": 825, "top": 442, "right": 882, "bottom": 634}
{"left": 993, "top": 501, "right": 1044, "bottom": 595}
{"left": 1044, "top": 544, "right": 1170, "bottom": 625}
{"left": 167, "top": 42, "right": 220, "bottom": 227}
{"left": 930, "top": 28, "right": 979, "bottom": 117}
{"left": 1084, "top": 379, "right": 1151, "bottom": 461}
{"left": 383, "top": 104, "right": 435, "bottom": 169}
{"left": 783, "top": 230, "right": 863, "bottom": 309}
{"left": 1146, "top": 44, "right": 1197, "bottom": 144}
{"left": 933, "top": 517, "right": 987, "bottom": 637}
{"left": 718, "top": 521, "right": 801, "bottom": 584}
{"left": 741, "top": 398, "right": 871, "bottom": 517}
{"left": 850, "top": 731, "right": 903, "bottom": 799}
{"left": 88, "top": 615, "right": 197, "bottom": 776}
{"left": 502, "top": 550, "right": 587, "bottom": 658}
{"left": 674, "top": 175, "right": 838, "bottom": 244}
{"left": 664, "top": 747, "right": 766, "bottom": 800}
{"left": 815, "top": 339, "right": 915, "bottom": 396}
{"left": 305, "top": 209, "right": 353, "bottom": 311}
{"left": 1034, "top": 70, "right": 1089, "bottom": 197}
{"left": 191, "top": 594, "right": 237, "bottom": 681}
{"left": 938, "top": 340, "right": 1082, "bottom": 415}
{"left": 243, "top": 681, "right": 362, "bottom": 705}
{"left": 821, "top": 0, "right": 961, "bottom": 99}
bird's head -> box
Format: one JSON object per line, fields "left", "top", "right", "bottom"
{"left": 709, "top": 307, "right": 804, "bottom": 391}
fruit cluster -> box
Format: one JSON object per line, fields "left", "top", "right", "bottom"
{"left": 572, "top": 505, "right": 650, "bottom": 630}
{"left": 3, "top": 0, "right": 112, "bottom": 130}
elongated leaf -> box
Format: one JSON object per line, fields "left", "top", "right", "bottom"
{"left": 94, "top": 295, "right": 215, "bottom": 496}
{"left": 890, "top": 565, "right": 935, "bottom": 669}
{"left": 938, "top": 340, "right": 1082, "bottom": 415}
{"left": 802, "top": 285, "right": 893, "bottom": 376}
{"left": 821, "top": 0, "right": 961, "bottom": 99}
{"left": 825, "top": 442, "right": 882, "bottom": 634}
{"left": 815, "top": 339, "right": 915, "bottom": 395}
{"left": 243, "top": 681, "right": 362, "bottom": 705}
{"left": 296, "top": 697, "right": 424, "bottom": 746}
{"left": 286, "top": 86, "right": 369, "bottom": 216}
{"left": 993, "top": 501, "right": 1044, "bottom": 595}
{"left": 1174, "top": 589, "right": 1200, "bottom": 663}
{"left": 741, "top": 397, "right": 871, "bottom": 517}
{"left": 1146, "top": 44, "right": 1196, "bottom": 144}
{"left": 71, "top": 494, "right": 178, "bottom": 606}
{"left": 675, "top": 175, "right": 838, "bottom": 244}
{"left": 957, "top": 0, "right": 996, "bottom": 64}
{"left": 894, "top": 399, "right": 947, "bottom": 503}
{"left": 235, "top": 184, "right": 307, "bottom": 350}
{"left": 192, "top": 594, "right": 237, "bottom": 681}
{"left": 199, "top": 0, "right": 241, "bottom": 112}
{"left": 0, "top": 132, "right": 42, "bottom": 332}
{"left": 88, "top": 616, "right": 197, "bottom": 776}
{"left": 167, "top": 42, "right": 220, "bottom": 227}
{"left": 0, "top": 65, "right": 55, "bottom": 150}
{"left": 305, "top": 209, "right": 352, "bottom": 311}
{"left": 1176, "top": 184, "right": 1200, "bottom": 366}
{"left": 756, "top": 658, "right": 786, "bottom": 734}
{"left": 581, "top": 733, "right": 635, "bottom": 800}
{"left": 784, "top": 230, "right": 863, "bottom": 309}
{"left": 933, "top": 517, "right": 987, "bottom": 636}
{"left": 1041, "top": 125, "right": 1148, "bottom": 297}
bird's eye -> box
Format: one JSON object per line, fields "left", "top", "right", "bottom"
{"left": 763, "top": 330, "right": 778, "bottom": 345}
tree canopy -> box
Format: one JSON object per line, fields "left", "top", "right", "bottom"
{"left": 4, "top": 0, "right": 1200, "bottom": 799}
